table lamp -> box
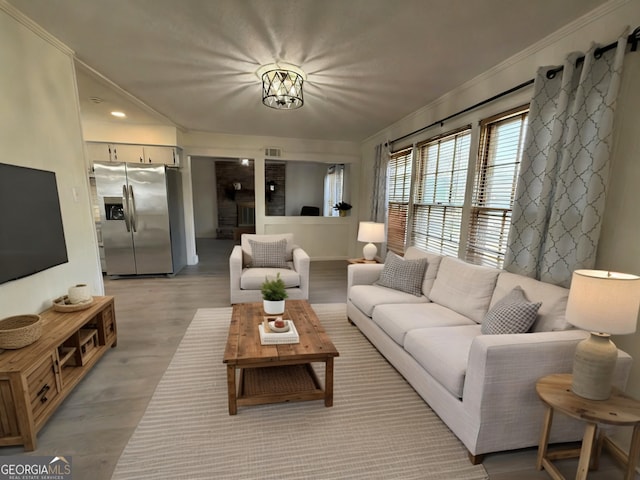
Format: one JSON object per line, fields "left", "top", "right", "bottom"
{"left": 357, "top": 222, "right": 386, "bottom": 261}
{"left": 566, "top": 269, "right": 640, "bottom": 400}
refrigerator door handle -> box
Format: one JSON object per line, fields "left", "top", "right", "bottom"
{"left": 129, "top": 185, "right": 138, "bottom": 232}
{"left": 122, "top": 184, "right": 131, "bottom": 232}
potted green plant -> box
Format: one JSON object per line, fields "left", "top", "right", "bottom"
{"left": 261, "top": 273, "right": 288, "bottom": 314}
{"left": 333, "top": 201, "right": 352, "bottom": 217}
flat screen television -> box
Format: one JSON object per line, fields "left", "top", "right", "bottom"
{"left": 0, "top": 163, "right": 69, "bottom": 284}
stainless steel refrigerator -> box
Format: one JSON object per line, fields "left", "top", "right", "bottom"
{"left": 94, "top": 162, "right": 186, "bottom": 276}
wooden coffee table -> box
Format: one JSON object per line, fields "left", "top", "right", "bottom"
{"left": 223, "top": 300, "right": 339, "bottom": 415}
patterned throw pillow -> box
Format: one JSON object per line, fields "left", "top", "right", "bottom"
{"left": 481, "top": 286, "right": 542, "bottom": 335}
{"left": 375, "top": 252, "right": 428, "bottom": 297}
{"left": 248, "top": 239, "right": 289, "bottom": 268}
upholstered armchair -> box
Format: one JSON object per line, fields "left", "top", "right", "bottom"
{"left": 229, "top": 233, "right": 310, "bottom": 304}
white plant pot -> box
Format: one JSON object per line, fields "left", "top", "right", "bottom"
{"left": 263, "top": 300, "right": 285, "bottom": 315}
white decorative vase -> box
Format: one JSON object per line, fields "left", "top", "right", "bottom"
{"left": 263, "top": 300, "right": 285, "bottom": 315}
{"left": 68, "top": 284, "right": 91, "bottom": 304}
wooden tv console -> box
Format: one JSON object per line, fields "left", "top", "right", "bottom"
{"left": 0, "top": 296, "right": 117, "bottom": 450}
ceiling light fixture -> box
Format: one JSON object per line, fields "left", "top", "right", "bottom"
{"left": 257, "top": 63, "right": 306, "bottom": 110}
{"left": 110, "top": 111, "right": 126, "bottom": 118}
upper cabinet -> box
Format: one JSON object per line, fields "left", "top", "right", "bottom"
{"left": 142, "top": 145, "right": 178, "bottom": 165}
{"left": 85, "top": 142, "right": 180, "bottom": 166}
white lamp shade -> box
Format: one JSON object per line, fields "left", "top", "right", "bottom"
{"left": 357, "top": 222, "right": 386, "bottom": 243}
{"left": 566, "top": 269, "right": 640, "bottom": 335}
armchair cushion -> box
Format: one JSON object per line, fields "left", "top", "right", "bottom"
{"left": 248, "top": 238, "right": 289, "bottom": 268}
{"left": 240, "top": 267, "right": 300, "bottom": 290}
{"left": 242, "top": 233, "right": 294, "bottom": 266}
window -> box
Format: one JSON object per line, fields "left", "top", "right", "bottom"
{"left": 324, "top": 164, "right": 344, "bottom": 216}
{"left": 386, "top": 148, "right": 412, "bottom": 254}
{"left": 410, "top": 129, "right": 471, "bottom": 257}
{"left": 466, "top": 107, "right": 529, "bottom": 268}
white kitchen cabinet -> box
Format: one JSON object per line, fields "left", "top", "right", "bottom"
{"left": 85, "top": 142, "right": 180, "bottom": 166}
{"left": 110, "top": 144, "right": 145, "bottom": 163}
{"left": 142, "top": 145, "right": 178, "bottom": 165}
{"left": 85, "top": 142, "right": 112, "bottom": 163}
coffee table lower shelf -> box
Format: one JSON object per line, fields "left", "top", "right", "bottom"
{"left": 237, "top": 364, "right": 325, "bottom": 407}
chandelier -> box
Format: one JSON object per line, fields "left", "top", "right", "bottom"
{"left": 257, "top": 63, "right": 306, "bottom": 110}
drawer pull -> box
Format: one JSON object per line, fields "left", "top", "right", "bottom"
{"left": 36, "top": 384, "right": 50, "bottom": 397}
{"left": 40, "top": 395, "right": 48, "bottom": 404}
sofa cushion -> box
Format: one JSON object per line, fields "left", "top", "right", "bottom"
{"left": 481, "top": 286, "right": 542, "bottom": 335}
{"left": 404, "top": 247, "right": 443, "bottom": 298}
{"left": 404, "top": 325, "right": 482, "bottom": 398}
{"left": 241, "top": 233, "right": 295, "bottom": 266}
{"left": 375, "top": 252, "right": 429, "bottom": 296}
{"left": 240, "top": 266, "right": 299, "bottom": 290}
{"left": 372, "top": 303, "right": 476, "bottom": 346}
{"left": 492, "top": 272, "right": 570, "bottom": 332}
{"left": 349, "top": 285, "right": 429, "bottom": 317}
{"left": 248, "top": 238, "right": 289, "bottom": 268}
{"left": 429, "top": 257, "right": 500, "bottom": 323}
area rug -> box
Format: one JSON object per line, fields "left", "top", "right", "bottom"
{"left": 112, "top": 304, "right": 488, "bottom": 480}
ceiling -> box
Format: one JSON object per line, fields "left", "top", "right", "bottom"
{"left": 9, "top": 0, "right": 608, "bottom": 142}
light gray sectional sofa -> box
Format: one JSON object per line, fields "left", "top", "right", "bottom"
{"left": 347, "top": 246, "right": 632, "bottom": 463}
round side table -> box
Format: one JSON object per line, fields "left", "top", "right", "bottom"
{"left": 536, "top": 373, "right": 640, "bottom": 480}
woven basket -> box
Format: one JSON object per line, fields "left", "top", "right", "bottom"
{"left": 0, "top": 315, "right": 42, "bottom": 349}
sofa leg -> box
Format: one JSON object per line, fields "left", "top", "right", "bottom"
{"left": 347, "top": 317, "right": 355, "bottom": 326}
{"left": 468, "top": 452, "right": 484, "bottom": 465}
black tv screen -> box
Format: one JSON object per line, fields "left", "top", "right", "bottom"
{"left": 0, "top": 163, "right": 69, "bottom": 284}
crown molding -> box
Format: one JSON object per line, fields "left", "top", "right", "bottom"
{"left": 0, "top": 0, "right": 74, "bottom": 56}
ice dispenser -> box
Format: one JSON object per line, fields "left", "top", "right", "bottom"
{"left": 104, "top": 197, "right": 124, "bottom": 220}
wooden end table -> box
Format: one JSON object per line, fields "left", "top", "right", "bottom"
{"left": 347, "top": 258, "right": 380, "bottom": 264}
{"left": 223, "top": 300, "right": 339, "bottom": 415}
{"left": 536, "top": 373, "right": 640, "bottom": 480}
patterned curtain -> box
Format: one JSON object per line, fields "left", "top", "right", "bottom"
{"left": 370, "top": 143, "right": 389, "bottom": 258}
{"left": 370, "top": 143, "right": 388, "bottom": 223}
{"left": 504, "top": 30, "right": 628, "bottom": 287}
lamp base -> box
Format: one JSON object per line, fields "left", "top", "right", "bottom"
{"left": 571, "top": 332, "right": 618, "bottom": 400}
{"left": 362, "top": 243, "right": 377, "bottom": 261}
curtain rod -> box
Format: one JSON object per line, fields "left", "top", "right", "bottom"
{"left": 386, "top": 26, "right": 640, "bottom": 148}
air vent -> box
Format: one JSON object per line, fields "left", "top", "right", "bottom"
{"left": 264, "top": 147, "right": 282, "bottom": 157}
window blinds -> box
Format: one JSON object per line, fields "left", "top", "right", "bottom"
{"left": 386, "top": 148, "right": 412, "bottom": 254}
{"left": 411, "top": 130, "right": 471, "bottom": 257}
{"left": 466, "top": 109, "right": 528, "bottom": 268}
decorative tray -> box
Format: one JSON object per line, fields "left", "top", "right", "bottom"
{"left": 53, "top": 295, "right": 95, "bottom": 312}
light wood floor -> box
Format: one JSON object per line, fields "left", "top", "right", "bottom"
{"left": 1, "top": 239, "right": 634, "bottom": 479}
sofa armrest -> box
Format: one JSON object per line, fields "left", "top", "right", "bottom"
{"left": 229, "top": 245, "right": 243, "bottom": 291}
{"left": 463, "top": 329, "right": 632, "bottom": 416}
{"left": 347, "top": 263, "right": 384, "bottom": 289}
{"left": 293, "top": 247, "right": 310, "bottom": 298}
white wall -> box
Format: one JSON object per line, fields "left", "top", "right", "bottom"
{"left": 190, "top": 157, "right": 218, "bottom": 238}
{"left": 598, "top": 46, "right": 640, "bottom": 396}
{"left": 82, "top": 120, "right": 178, "bottom": 146}
{"left": 285, "top": 162, "right": 326, "bottom": 216}
{"left": 0, "top": 4, "right": 103, "bottom": 318}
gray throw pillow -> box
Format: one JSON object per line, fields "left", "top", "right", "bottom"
{"left": 248, "top": 238, "right": 289, "bottom": 268}
{"left": 481, "top": 286, "right": 542, "bottom": 335}
{"left": 375, "top": 252, "right": 428, "bottom": 297}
